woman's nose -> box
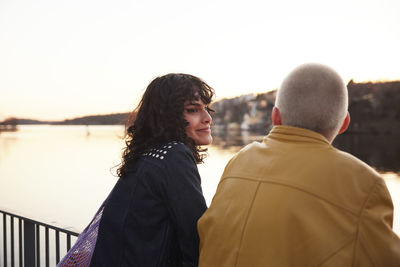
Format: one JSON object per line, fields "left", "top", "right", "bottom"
{"left": 203, "top": 109, "right": 212, "bottom": 124}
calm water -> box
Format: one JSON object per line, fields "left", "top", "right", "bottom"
{"left": 0, "top": 125, "right": 399, "bottom": 238}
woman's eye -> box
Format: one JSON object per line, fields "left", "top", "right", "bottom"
{"left": 186, "top": 108, "right": 197, "bottom": 113}
{"left": 206, "top": 106, "right": 215, "bottom": 113}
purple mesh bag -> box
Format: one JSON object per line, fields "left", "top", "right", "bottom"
{"left": 57, "top": 198, "right": 107, "bottom": 267}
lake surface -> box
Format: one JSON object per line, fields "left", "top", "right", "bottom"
{"left": 0, "top": 125, "right": 399, "bottom": 238}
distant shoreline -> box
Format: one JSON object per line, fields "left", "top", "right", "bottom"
{"left": 14, "top": 112, "right": 129, "bottom": 126}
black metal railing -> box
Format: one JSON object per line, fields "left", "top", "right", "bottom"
{"left": 0, "top": 208, "right": 79, "bottom": 267}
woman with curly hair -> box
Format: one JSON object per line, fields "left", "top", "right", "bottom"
{"left": 59, "top": 73, "right": 214, "bottom": 267}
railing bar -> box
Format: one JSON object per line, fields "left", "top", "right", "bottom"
{"left": 45, "top": 227, "right": 49, "bottom": 267}
{"left": 56, "top": 230, "right": 60, "bottom": 264}
{"left": 0, "top": 209, "right": 79, "bottom": 237}
{"left": 67, "top": 234, "right": 71, "bottom": 251}
{"left": 11, "top": 216, "right": 15, "bottom": 267}
{"left": 19, "top": 218, "right": 23, "bottom": 267}
{"left": 4, "top": 213, "right": 7, "bottom": 267}
{"left": 36, "top": 224, "right": 41, "bottom": 267}
{"left": 24, "top": 220, "right": 36, "bottom": 267}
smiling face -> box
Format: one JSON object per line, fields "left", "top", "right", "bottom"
{"left": 184, "top": 99, "right": 213, "bottom": 145}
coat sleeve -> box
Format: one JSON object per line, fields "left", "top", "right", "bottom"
{"left": 354, "top": 178, "right": 400, "bottom": 267}
{"left": 164, "top": 145, "right": 207, "bottom": 267}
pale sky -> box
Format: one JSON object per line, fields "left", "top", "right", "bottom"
{"left": 1, "top": 0, "right": 399, "bottom": 121}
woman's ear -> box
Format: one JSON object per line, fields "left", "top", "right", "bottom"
{"left": 271, "top": 107, "right": 282, "bottom": 126}
{"left": 338, "top": 112, "right": 350, "bottom": 134}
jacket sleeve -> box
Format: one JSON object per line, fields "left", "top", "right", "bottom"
{"left": 164, "top": 146, "right": 207, "bottom": 267}
{"left": 354, "top": 178, "right": 400, "bottom": 267}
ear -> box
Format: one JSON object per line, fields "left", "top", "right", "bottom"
{"left": 338, "top": 112, "right": 350, "bottom": 134}
{"left": 272, "top": 107, "right": 282, "bottom": 126}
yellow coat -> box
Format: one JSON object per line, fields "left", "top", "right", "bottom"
{"left": 198, "top": 126, "right": 400, "bottom": 267}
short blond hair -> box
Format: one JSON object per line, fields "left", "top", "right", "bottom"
{"left": 275, "top": 63, "right": 348, "bottom": 136}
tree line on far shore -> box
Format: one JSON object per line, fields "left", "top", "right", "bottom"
{"left": 210, "top": 80, "right": 400, "bottom": 136}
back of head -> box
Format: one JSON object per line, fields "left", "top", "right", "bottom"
{"left": 275, "top": 63, "right": 348, "bottom": 137}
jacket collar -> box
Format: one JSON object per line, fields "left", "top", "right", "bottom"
{"left": 264, "top": 125, "right": 331, "bottom": 146}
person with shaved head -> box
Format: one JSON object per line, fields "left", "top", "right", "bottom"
{"left": 198, "top": 63, "right": 400, "bottom": 267}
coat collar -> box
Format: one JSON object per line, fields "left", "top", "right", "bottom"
{"left": 264, "top": 125, "right": 331, "bottom": 146}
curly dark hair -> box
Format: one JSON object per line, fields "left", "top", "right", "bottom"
{"left": 117, "top": 73, "right": 215, "bottom": 177}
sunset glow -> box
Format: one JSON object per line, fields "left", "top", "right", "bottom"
{"left": 1, "top": 0, "right": 399, "bottom": 120}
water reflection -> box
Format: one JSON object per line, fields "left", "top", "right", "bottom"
{"left": 211, "top": 128, "right": 267, "bottom": 151}
{"left": 334, "top": 134, "right": 400, "bottom": 174}
{"left": 212, "top": 128, "right": 400, "bottom": 174}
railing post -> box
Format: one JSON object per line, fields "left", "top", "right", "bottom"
{"left": 11, "top": 216, "right": 15, "bottom": 267}
{"left": 55, "top": 230, "right": 60, "bottom": 264}
{"left": 19, "top": 218, "right": 23, "bottom": 266}
{"left": 24, "top": 220, "right": 36, "bottom": 267}
{"left": 45, "top": 228, "right": 49, "bottom": 267}
{"left": 3, "top": 213, "right": 7, "bottom": 267}
{"left": 36, "top": 224, "right": 40, "bottom": 267}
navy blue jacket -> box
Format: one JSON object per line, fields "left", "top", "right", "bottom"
{"left": 90, "top": 142, "right": 207, "bottom": 267}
